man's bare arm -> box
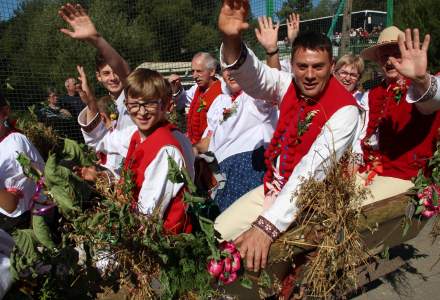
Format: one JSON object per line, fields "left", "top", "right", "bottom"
{"left": 59, "top": 3, "right": 130, "bottom": 81}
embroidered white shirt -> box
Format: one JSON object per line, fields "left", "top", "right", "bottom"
{"left": 77, "top": 90, "right": 133, "bottom": 177}
{"left": 205, "top": 90, "right": 278, "bottom": 163}
{"left": 220, "top": 45, "right": 360, "bottom": 232}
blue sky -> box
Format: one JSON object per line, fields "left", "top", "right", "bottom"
{"left": 0, "top": 0, "right": 19, "bottom": 20}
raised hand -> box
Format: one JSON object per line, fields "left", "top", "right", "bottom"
{"left": 59, "top": 3, "right": 99, "bottom": 42}
{"left": 255, "top": 16, "right": 279, "bottom": 53}
{"left": 287, "top": 13, "right": 300, "bottom": 45}
{"left": 218, "top": 0, "right": 250, "bottom": 37}
{"left": 76, "top": 65, "right": 94, "bottom": 105}
{"left": 389, "top": 28, "right": 430, "bottom": 84}
{"left": 168, "top": 74, "right": 182, "bottom": 95}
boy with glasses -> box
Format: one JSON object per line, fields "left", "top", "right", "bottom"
{"left": 77, "top": 69, "right": 194, "bottom": 234}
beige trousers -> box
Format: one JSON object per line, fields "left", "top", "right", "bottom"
{"left": 356, "top": 174, "right": 414, "bottom": 206}
{"left": 215, "top": 175, "right": 414, "bottom": 241}
{"left": 214, "top": 185, "right": 265, "bottom": 241}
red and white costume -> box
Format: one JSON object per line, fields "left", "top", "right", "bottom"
{"left": 356, "top": 76, "right": 440, "bottom": 182}
{"left": 92, "top": 121, "right": 195, "bottom": 234}
{"left": 124, "top": 122, "right": 193, "bottom": 234}
{"left": 215, "top": 45, "right": 360, "bottom": 240}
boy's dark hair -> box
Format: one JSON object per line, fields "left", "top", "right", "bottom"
{"left": 291, "top": 31, "right": 333, "bottom": 61}
{"left": 95, "top": 53, "right": 107, "bottom": 72}
{"left": 47, "top": 87, "right": 57, "bottom": 96}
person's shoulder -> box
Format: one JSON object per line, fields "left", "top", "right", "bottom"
{"left": 2, "top": 132, "right": 32, "bottom": 152}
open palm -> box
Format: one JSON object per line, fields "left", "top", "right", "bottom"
{"left": 255, "top": 16, "right": 279, "bottom": 52}
{"left": 218, "top": 0, "right": 250, "bottom": 37}
{"left": 59, "top": 3, "right": 98, "bottom": 41}
{"left": 390, "top": 28, "right": 430, "bottom": 81}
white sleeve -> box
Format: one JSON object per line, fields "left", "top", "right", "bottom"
{"left": 261, "top": 106, "right": 360, "bottom": 232}
{"left": 406, "top": 75, "right": 440, "bottom": 115}
{"left": 1, "top": 134, "right": 45, "bottom": 217}
{"left": 77, "top": 107, "right": 109, "bottom": 144}
{"left": 137, "top": 146, "right": 185, "bottom": 218}
{"left": 93, "top": 126, "right": 137, "bottom": 157}
{"left": 220, "top": 44, "right": 292, "bottom": 104}
{"left": 352, "top": 92, "right": 369, "bottom": 159}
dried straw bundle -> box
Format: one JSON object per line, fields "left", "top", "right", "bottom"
{"left": 290, "top": 153, "right": 370, "bottom": 298}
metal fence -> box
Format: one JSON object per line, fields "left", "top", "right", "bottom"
{"left": 0, "top": 0, "right": 388, "bottom": 141}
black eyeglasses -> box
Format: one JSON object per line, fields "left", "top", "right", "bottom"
{"left": 125, "top": 99, "right": 162, "bottom": 113}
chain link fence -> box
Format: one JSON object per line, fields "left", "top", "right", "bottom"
{"left": 0, "top": 0, "right": 388, "bottom": 141}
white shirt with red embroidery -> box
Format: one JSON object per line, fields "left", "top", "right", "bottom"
{"left": 0, "top": 132, "right": 45, "bottom": 218}
{"left": 204, "top": 88, "right": 278, "bottom": 164}
{"left": 220, "top": 44, "right": 360, "bottom": 233}
{"left": 77, "top": 90, "right": 133, "bottom": 177}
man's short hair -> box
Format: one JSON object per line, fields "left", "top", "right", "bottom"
{"left": 95, "top": 53, "right": 107, "bottom": 72}
{"left": 124, "top": 68, "right": 171, "bottom": 108}
{"left": 291, "top": 31, "right": 333, "bottom": 62}
{"left": 192, "top": 52, "right": 218, "bottom": 72}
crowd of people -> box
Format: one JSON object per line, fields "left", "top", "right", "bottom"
{"left": 1, "top": 1, "right": 440, "bottom": 297}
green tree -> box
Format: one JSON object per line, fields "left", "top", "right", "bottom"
{"left": 394, "top": 0, "right": 440, "bottom": 72}
{"left": 309, "top": 0, "right": 338, "bottom": 18}
{"left": 277, "top": 0, "right": 313, "bottom": 21}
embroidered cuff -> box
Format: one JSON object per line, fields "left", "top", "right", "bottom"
{"left": 81, "top": 113, "right": 102, "bottom": 133}
{"left": 416, "top": 74, "right": 438, "bottom": 103}
{"left": 252, "top": 215, "right": 281, "bottom": 241}
{"left": 220, "top": 42, "right": 248, "bottom": 71}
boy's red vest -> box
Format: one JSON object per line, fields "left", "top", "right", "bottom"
{"left": 186, "top": 80, "right": 222, "bottom": 144}
{"left": 264, "top": 77, "right": 358, "bottom": 193}
{"left": 124, "top": 122, "right": 192, "bottom": 234}
{"left": 362, "top": 80, "right": 440, "bottom": 180}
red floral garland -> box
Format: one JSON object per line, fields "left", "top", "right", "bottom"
{"left": 263, "top": 97, "right": 316, "bottom": 192}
